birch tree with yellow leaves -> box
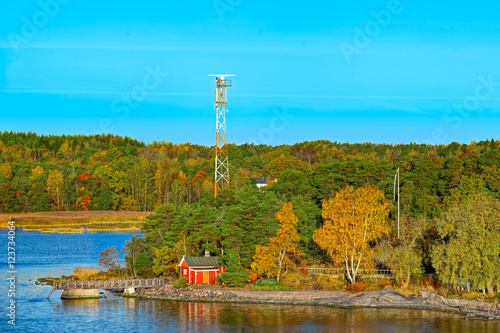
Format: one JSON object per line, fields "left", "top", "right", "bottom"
{"left": 47, "top": 170, "right": 65, "bottom": 211}
{"left": 313, "top": 185, "right": 390, "bottom": 284}
{"left": 251, "top": 203, "right": 300, "bottom": 281}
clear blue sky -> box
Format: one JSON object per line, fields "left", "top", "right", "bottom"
{"left": 1, "top": 1, "right": 500, "bottom": 146}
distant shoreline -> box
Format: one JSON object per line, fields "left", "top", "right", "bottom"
{"left": 137, "top": 285, "right": 500, "bottom": 320}
{"left": 0, "top": 211, "right": 150, "bottom": 233}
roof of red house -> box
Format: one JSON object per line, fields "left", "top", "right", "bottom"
{"left": 182, "top": 256, "right": 220, "bottom": 267}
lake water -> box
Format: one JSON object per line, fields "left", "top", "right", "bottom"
{"left": 1, "top": 230, "right": 498, "bottom": 332}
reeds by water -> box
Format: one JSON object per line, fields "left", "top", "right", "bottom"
{"left": 0, "top": 211, "right": 149, "bottom": 233}
{"left": 73, "top": 267, "right": 100, "bottom": 280}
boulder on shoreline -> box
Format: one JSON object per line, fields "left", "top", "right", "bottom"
{"left": 137, "top": 285, "right": 500, "bottom": 320}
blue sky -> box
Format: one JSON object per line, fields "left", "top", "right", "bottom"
{"left": 1, "top": 0, "right": 500, "bottom": 146}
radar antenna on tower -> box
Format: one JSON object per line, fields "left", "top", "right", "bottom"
{"left": 209, "top": 74, "right": 235, "bottom": 198}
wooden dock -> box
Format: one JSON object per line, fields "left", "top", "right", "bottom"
{"left": 47, "top": 278, "right": 165, "bottom": 299}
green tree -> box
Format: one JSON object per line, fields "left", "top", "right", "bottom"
{"left": 142, "top": 203, "right": 181, "bottom": 248}
{"left": 290, "top": 195, "right": 321, "bottom": 258}
{"left": 262, "top": 155, "right": 310, "bottom": 178}
{"left": 30, "top": 177, "right": 50, "bottom": 211}
{"left": 270, "top": 170, "right": 316, "bottom": 202}
{"left": 432, "top": 192, "right": 500, "bottom": 296}
{"left": 222, "top": 188, "right": 280, "bottom": 268}
{"left": 152, "top": 246, "right": 176, "bottom": 276}
{"left": 122, "top": 236, "right": 147, "bottom": 278}
{"left": 378, "top": 215, "right": 428, "bottom": 288}
{"left": 0, "top": 176, "right": 12, "bottom": 212}
{"left": 442, "top": 175, "right": 487, "bottom": 209}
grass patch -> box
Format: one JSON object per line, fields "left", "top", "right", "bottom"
{"left": 255, "top": 278, "right": 281, "bottom": 287}
{"left": 251, "top": 285, "right": 292, "bottom": 291}
{"left": 252, "top": 278, "right": 292, "bottom": 290}
{"left": 0, "top": 211, "right": 149, "bottom": 233}
{"left": 58, "top": 227, "right": 85, "bottom": 234}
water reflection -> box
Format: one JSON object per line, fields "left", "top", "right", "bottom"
{"left": 3, "top": 231, "right": 498, "bottom": 333}
{"left": 61, "top": 298, "right": 100, "bottom": 309}
{"left": 126, "top": 300, "right": 500, "bottom": 333}
{"left": 179, "top": 302, "right": 223, "bottom": 332}
{"left": 26, "top": 289, "right": 500, "bottom": 332}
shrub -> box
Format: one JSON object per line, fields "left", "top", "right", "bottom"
{"left": 347, "top": 282, "right": 368, "bottom": 291}
{"left": 281, "top": 272, "right": 312, "bottom": 289}
{"left": 376, "top": 279, "right": 393, "bottom": 289}
{"left": 73, "top": 267, "right": 99, "bottom": 280}
{"left": 248, "top": 272, "right": 261, "bottom": 284}
{"left": 311, "top": 276, "right": 344, "bottom": 291}
{"left": 220, "top": 272, "right": 250, "bottom": 287}
{"left": 255, "top": 278, "right": 281, "bottom": 287}
{"left": 422, "top": 275, "right": 441, "bottom": 289}
{"left": 252, "top": 278, "right": 292, "bottom": 290}
{"left": 173, "top": 276, "right": 188, "bottom": 288}
{"left": 312, "top": 279, "right": 323, "bottom": 290}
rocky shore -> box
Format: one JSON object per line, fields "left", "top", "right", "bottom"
{"left": 137, "top": 284, "right": 500, "bottom": 320}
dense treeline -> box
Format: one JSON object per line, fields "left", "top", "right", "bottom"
{"left": 1, "top": 131, "right": 499, "bottom": 215}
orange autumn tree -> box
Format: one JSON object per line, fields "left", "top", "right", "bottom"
{"left": 192, "top": 170, "right": 208, "bottom": 200}
{"left": 313, "top": 185, "right": 390, "bottom": 284}
{"left": 251, "top": 203, "right": 300, "bottom": 282}
{"left": 76, "top": 187, "right": 92, "bottom": 210}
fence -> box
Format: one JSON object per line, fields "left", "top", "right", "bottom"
{"left": 53, "top": 278, "right": 165, "bottom": 290}
{"left": 294, "top": 267, "right": 393, "bottom": 277}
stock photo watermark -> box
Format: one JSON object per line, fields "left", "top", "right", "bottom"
{"left": 6, "top": 220, "right": 17, "bottom": 326}
{"left": 421, "top": 74, "right": 499, "bottom": 145}
{"left": 83, "top": 65, "right": 168, "bottom": 135}
{"left": 8, "top": 0, "right": 71, "bottom": 52}
{"left": 246, "top": 107, "right": 295, "bottom": 145}
{"left": 213, "top": 0, "right": 243, "bottom": 21}
{"left": 339, "top": 0, "right": 410, "bottom": 64}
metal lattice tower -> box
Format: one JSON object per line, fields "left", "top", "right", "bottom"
{"left": 209, "top": 74, "right": 234, "bottom": 198}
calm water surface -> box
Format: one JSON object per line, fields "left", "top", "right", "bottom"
{"left": 1, "top": 230, "right": 498, "bottom": 333}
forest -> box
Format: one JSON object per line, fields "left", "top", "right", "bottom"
{"left": 2, "top": 131, "right": 500, "bottom": 294}
{"left": 2, "top": 131, "right": 500, "bottom": 214}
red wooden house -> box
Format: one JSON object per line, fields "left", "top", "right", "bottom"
{"left": 178, "top": 256, "right": 225, "bottom": 284}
